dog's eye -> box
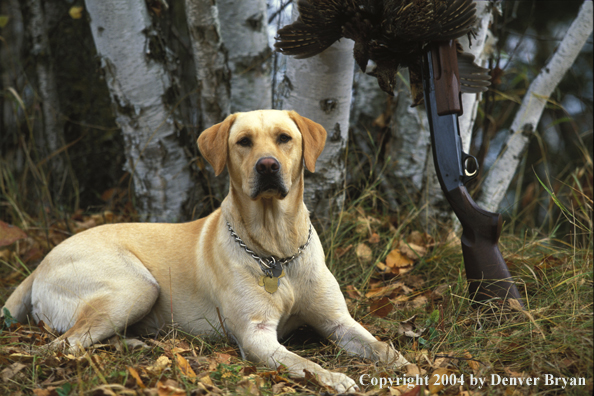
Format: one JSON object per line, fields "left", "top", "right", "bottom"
{"left": 278, "top": 134, "right": 292, "bottom": 144}
{"left": 237, "top": 137, "right": 251, "bottom": 147}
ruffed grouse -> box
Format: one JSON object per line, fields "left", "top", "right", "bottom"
{"left": 275, "top": 0, "right": 490, "bottom": 104}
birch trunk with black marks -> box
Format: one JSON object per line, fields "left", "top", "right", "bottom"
{"left": 184, "top": 0, "right": 231, "bottom": 128}
{"left": 85, "top": 0, "right": 193, "bottom": 222}
{"left": 26, "top": 0, "right": 66, "bottom": 197}
{"left": 478, "top": 0, "right": 593, "bottom": 212}
{"left": 218, "top": 0, "right": 272, "bottom": 112}
{"left": 184, "top": 0, "right": 231, "bottom": 204}
{"left": 282, "top": 36, "right": 355, "bottom": 226}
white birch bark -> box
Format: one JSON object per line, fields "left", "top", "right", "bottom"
{"left": 283, "top": 37, "right": 355, "bottom": 223}
{"left": 85, "top": 0, "right": 193, "bottom": 222}
{"left": 218, "top": 0, "right": 272, "bottom": 112}
{"left": 27, "top": 0, "right": 66, "bottom": 189}
{"left": 184, "top": 0, "right": 231, "bottom": 128}
{"left": 456, "top": 1, "right": 495, "bottom": 153}
{"left": 478, "top": 0, "right": 593, "bottom": 212}
{"left": 389, "top": 70, "right": 430, "bottom": 192}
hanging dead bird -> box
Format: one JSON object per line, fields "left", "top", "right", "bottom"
{"left": 275, "top": 0, "right": 490, "bottom": 105}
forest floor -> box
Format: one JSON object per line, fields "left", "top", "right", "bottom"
{"left": 0, "top": 196, "right": 592, "bottom": 396}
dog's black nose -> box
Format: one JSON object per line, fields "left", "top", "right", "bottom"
{"left": 256, "top": 157, "right": 280, "bottom": 175}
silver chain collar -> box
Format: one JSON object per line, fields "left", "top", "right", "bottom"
{"left": 226, "top": 221, "right": 313, "bottom": 277}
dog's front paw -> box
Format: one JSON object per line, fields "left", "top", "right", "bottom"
{"left": 316, "top": 370, "right": 359, "bottom": 393}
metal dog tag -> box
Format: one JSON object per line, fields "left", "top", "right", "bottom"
{"left": 258, "top": 270, "right": 285, "bottom": 294}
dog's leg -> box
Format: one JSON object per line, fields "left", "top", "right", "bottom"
{"left": 48, "top": 288, "right": 156, "bottom": 353}
{"left": 33, "top": 252, "right": 161, "bottom": 354}
{"left": 304, "top": 276, "right": 409, "bottom": 367}
{"left": 237, "top": 322, "right": 359, "bottom": 392}
{"left": 324, "top": 316, "right": 409, "bottom": 366}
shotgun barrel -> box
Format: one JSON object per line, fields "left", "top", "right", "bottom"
{"left": 422, "top": 41, "right": 523, "bottom": 303}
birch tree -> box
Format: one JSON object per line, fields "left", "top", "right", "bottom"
{"left": 283, "top": 37, "right": 355, "bottom": 224}
{"left": 184, "top": 0, "right": 231, "bottom": 128}
{"left": 183, "top": 0, "right": 231, "bottom": 203}
{"left": 218, "top": 0, "right": 271, "bottom": 112}
{"left": 26, "top": 0, "right": 66, "bottom": 198}
{"left": 85, "top": 0, "right": 193, "bottom": 222}
{"left": 478, "top": 0, "right": 593, "bottom": 212}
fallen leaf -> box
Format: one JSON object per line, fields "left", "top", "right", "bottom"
{"left": 355, "top": 243, "right": 373, "bottom": 263}
{"left": 175, "top": 353, "right": 197, "bottom": 381}
{"left": 146, "top": 355, "right": 171, "bottom": 376}
{"left": 404, "top": 275, "right": 425, "bottom": 289}
{"left": 400, "top": 385, "right": 421, "bottom": 396}
{"left": 215, "top": 352, "right": 232, "bottom": 364}
{"left": 0, "top": 220, "right": 27, "bottom": 247}
{"left": 405, "top": 364, "right": 422, "bottom": 376}
{"left": 236, "top": 377, "right": 262, "bottom": 396}
{"left": 398, "top": 315, "right": 426, "bottom": 338}
{"left": 32, "top": 389, "right": 57, "bottom": 396}
{"left": 366, "top": 282, "right": 411, "bottom": 299}
{"left": 272, "top": 382, "right": 287, "bottom": 394}
{"left": 406, "top": 231, "right": 427, "bottom": 246}
{"left": 157, "top": 380, "right": 185, "bottom": 396}
{"left": 428, "top": 368, "right": 451, "bottom": 394}
{"left": 127, "top": 367, "right": 145, "bottom": 388}
{"left": 464, "top": 351, "right": 481, "bottom": 374}
{"left": 1, "top": 362, "right": 26, "bottom": 382}
{"left": 431, "top": 284, "right": 449, "bottom": 299}
{"left": 444, "top": 230, "right": 460, "bottom": 246}
{"left": 407, "top": 295, "right": 428, "bottom": 309}
{"left": 368, "top": 232, "right": 381, "bottom": 244}
{"left": 345, "top": 285, "right": 362, "bottom": 299}
{"left": 242, "top": 366, "right": 258, "bottom": 375}
{"left": 399, "top": 240, "right": 426, "bottom": 260}
{"left": 385, "top": 249, "right": 414, "bottom": 268}
{"left": 433, "top": 353, "right": 453, "bottom": 368}
{"left": 335, "top": 244, "right": 353, "bottom": 259}
{"left": 504, "top": 367, "right": 526, "bottom": 378}
{"left": 370, "top": 297, "right": 393, "bottom": 318}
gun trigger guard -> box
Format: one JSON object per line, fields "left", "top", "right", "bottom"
{"left": 461, "top": 153, "right": 479, "bottom": 185}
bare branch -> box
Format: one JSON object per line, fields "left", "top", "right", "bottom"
{"left": 478, "top": 0, "right": 593, "bottom": 212}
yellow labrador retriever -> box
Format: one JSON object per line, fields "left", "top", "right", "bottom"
{"left": 2, "top": 110, "right": 408, "bottom": 391}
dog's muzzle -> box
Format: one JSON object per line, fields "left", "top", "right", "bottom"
{"left": 252, "top": 157, "right": 288, "bottom": 199}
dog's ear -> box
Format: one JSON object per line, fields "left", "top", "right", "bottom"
{"left": 288, "top": 111, "right": 327, "bottom": 172}
{"left": 197, "top": 114, "right": 238, "bottom": 176}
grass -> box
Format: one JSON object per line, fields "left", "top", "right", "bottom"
{"left": 0, "top": 179, "right": 592, "bottom": 395}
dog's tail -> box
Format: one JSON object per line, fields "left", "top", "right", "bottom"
{"left": 2, "top": 271, "right": 36, "bottom": 324}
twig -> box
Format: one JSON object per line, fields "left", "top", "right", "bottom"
{"left": 216, "top": 307, "right": 229, "bottom": 340}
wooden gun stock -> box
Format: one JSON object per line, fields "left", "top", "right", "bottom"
{"left": 423, "top": 41, "right": 522, "bottom": 303}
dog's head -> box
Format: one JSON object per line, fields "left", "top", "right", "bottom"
{"left": 197, "top": 110, "right": 327, "bottom": 200}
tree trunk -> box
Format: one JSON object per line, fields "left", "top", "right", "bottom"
{"left": 183, "top": 0, "right": 231, "bottom": 205}
{"left": 282, "top": 36, "right": 354, "bottom": 226}
{"left": 389, "top": 70, "right": 430, "bottom": 195}
{"left": 478, "top": 0, "right": 593, "bottom": 212}
{"left": 183, "top": 0, "right": 231, "bottom": 128}
{"left": 456, "top": 1, "right": 494, "bottom": 153}
{"left": 85, "top": 0, "right": 194, "bottom": 222}
{"left": 26, "top": 0, "right": 66, "bottom": 198}
{"left": 218, "top": 0, "right": 272, "bottom": 112}
{"left": 1, "top": 0, "right": 24, "bottom": 161}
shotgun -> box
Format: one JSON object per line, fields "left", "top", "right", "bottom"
{"left": 422, "top": 41, "right": 523, "bottom": 304}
